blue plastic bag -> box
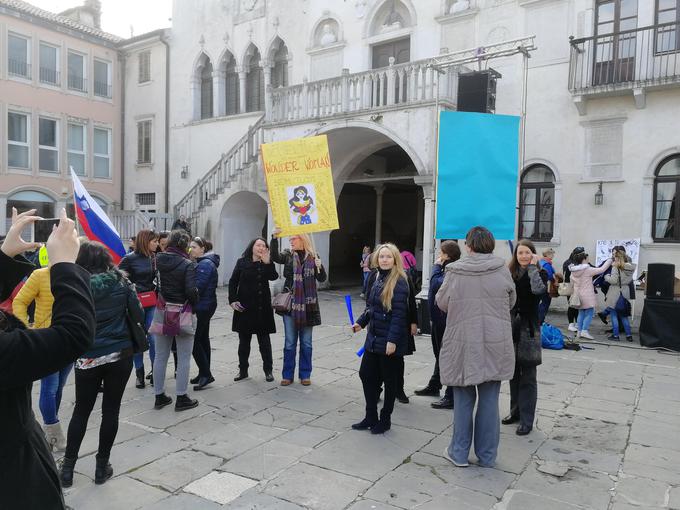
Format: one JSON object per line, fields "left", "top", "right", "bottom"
{"left": 541, "top": 323, "right": 564, "bottom": 350}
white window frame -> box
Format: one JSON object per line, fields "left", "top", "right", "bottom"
{"left": 135, "top": 192, "right": 156, "bottom": 207}
{"left": 93, "top": 126, "right": 112, "bottom": 179}
{"left": 138, "top": 50, "right": 151, "bottom": 83}
{"left": 38, "top": 116, "right": 59, "bottom": 173}
{"left": 39, "top": 41, "right": 60, "bottom": 86}
{"left": 67, "top": 50, "right": 87, "bottom": 92}
{"left": 137, "top": 119, "right": 152, "bottom": 164}
{"left": 8, "top": 32, "right": 31, "bottom": 80}
{"left": 67, "top": 122, "right": 87, "bottom": 176}
{"left": 93, "top": 58, "right": 112, "bottom": 98}
{"left": 7, "top": 111, "right": 31, "bottom": 169}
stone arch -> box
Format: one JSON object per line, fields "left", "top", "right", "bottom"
{"left": 310, "top": 15, "right": 343, "bottom": 48}
{"left": 642, "top": 146, "right": 680, "bottom": 243}
{"left": 266, "top": 36, "right": 290, "bottom": 88}
{"left": 218, "top": 190, "right": 268, "bottom": 283}
{"left": 519, "top": 161, "right": 561, "bottom": 244}
{"left": 364, "top": 0, "right": 417, "bottom": 39}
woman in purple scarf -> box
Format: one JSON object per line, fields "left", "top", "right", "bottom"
{"left": 271, "top": 227, "right": 326, "bottom": 386}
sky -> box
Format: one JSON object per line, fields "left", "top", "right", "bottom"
{"left": 29, "top": 0, "right": 172, "bottom": 38}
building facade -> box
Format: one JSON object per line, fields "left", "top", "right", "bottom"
{"left": 0, "top": 0, "right": 123, "bottom": 234}
{"left": 166, "top": 0, "right": 680, "bottom": 289}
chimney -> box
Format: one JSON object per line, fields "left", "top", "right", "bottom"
{"left": 60, "top": 0, "right": 102, "bottom": 29}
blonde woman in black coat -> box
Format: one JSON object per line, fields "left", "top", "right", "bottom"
{"left": 229, "top": 238, "right": 278, "bottom": 382}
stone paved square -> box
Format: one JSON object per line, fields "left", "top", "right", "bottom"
{"left": 39, "top": 288, "right": 680, "bottom": 509}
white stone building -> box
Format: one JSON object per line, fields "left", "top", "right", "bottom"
{"left": 126, "top": 0, "right": 680, "bottom": 290}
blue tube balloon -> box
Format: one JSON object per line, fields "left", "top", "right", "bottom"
{"left": 346, "top": 295, "right": 365, "bottom": 357}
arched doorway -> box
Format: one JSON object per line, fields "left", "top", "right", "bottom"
{"left": 329, "top": 144, "right": 421, "bottom": 287}
{"left": 219, "top": 191, "right": 267, "bottom": 284}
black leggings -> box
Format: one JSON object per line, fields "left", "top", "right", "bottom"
{"left": 65, "top": 355, "right": 133, "bottom": 460}
{"left": 193, "top": 307, "right": 216, "bottom": 378}
{"left": 567, "top": 306, "right": 579, "bottom": 324}
{"left": 238, "top": 333, "right": 273, "bottom": 373}
{"left": 360, "top": 350, "right": 399, "bottom": 421}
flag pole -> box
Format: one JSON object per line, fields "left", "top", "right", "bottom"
{"left": 69, "top": 167, "right": 81, "bottom": 235}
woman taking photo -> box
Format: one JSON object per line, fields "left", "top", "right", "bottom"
{"left": 119, "top": 229, "right": 159, "bottom": 388}
{"left": 271, "top": 228, "right": 326, "bottom": 386}
{"left": 503, "top": 239, "right": 546, "bottom": 436}
{"left": 436, "top": 227, "right": 515, "bottom": 468}
{"left": 189, "top": 237, "right": 219, "bottom": 390}
{"left": 569, "top": 252, "right": 612, "bottom": 339}
{"left": 60, "top": 241, "right": 142, "bottom": 487}
{"left": 352, "top": 243, "right": 409, "bottom": 434}
{"left": 228, "top": 238, "right": 278, "bottom": 382}
{"left": 153, "top": 230, "right": 199, "bottom": 411}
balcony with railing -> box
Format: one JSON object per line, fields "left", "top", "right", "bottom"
{"left": 68, "top": 75, "right": 87, "bottom": 92}
{"left": 569, "top": 21, "right": 680, "bottom": 105}
{"left": 94, "top": 80, "right": 112, "bottom": 98}
{"left": 39, "top": 67, "right": 60, "bottom": 86}
{"left": 268, "top": 57, "right": 457, "bottom": 124}
{"left": 8, "top": 59, "right": 31, "bottom": 79}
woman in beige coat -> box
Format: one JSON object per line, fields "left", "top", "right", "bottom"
{"left": 436, "top": 226, "right": 516, "bottom": 468}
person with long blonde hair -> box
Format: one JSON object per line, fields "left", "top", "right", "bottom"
{"left": 352, "top": 243, "right": 410, "bottom": 434}
{"left": 271, "top": 227, "right": 326, "bottom": 386}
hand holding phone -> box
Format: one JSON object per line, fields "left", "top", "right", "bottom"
{"left": 34, "top": 218, "right": 60, "bottom": 243}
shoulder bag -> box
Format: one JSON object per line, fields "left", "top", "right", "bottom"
{"left": 614, "top": 271, "right": 632, "bottom": 317}
{"left": 272, "top": 288, "right": 292, "bottom": 314}
{"left": 136, "top": 257, "right": 158, "bottom": 308}
{"left": 558, "top": 281, "right": 573, "bottom": 297}
{"left": 568, "top": 292, "right": 581, "bottom": 308}
{"left": 148, "top": 264, "right": 194, "bottom": 336}
{"left": 513, "top": 314, "right": 542, "bottom": 366}
{"left": 124, "top": 280, "right": 149, "bottom": 353}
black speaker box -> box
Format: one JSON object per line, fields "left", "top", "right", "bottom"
{"left": 457, "top": 69, "right": 501, "bottom": 113}
{"left": 646, "top": 263, "right": 675, "bottom": 300}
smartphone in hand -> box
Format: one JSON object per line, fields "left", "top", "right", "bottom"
{"left": 34, "top": 218, "right": 60, "bottom": 243}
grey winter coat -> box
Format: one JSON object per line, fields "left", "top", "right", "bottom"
{"left": 435, "top": 253, "right": 517, "bottom": 387}
{"left": 604, "top": 262, "right": 636, "bottom": 309}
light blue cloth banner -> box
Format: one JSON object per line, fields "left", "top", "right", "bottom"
{"left": 435, "top": 111, "right": 520, "bottom": 241}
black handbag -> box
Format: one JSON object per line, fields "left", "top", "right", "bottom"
{"left": 614, "top": 272, "right": 632, "bottom": 317}
{"left": 513, "top": 314, "right": 542, "bottom": 367}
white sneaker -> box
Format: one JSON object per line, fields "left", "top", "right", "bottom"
{"left": 443, "top": 447, "right": 469, "bottom": 467}
{"left": 580, "top": 331, "right": 594, "bottom": 340}
{"left": 567, "top": 323, "right": 578, "bottom": 332}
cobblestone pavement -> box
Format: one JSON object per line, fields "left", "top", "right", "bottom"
{"left": 43, "top": 287, "right": 680, "bottom": 509}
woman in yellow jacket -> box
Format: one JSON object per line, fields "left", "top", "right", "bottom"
{"left": 13, "top": 263, "right": 73, "bottom": 451}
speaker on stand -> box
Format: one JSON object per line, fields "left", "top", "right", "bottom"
{"left": 456, "top": 69, "right": 502, "bottom": 113}
{"left": 645, "top": 263, "right": 675, "bottom": 300}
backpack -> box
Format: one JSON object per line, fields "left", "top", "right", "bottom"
{"left": 541, "top": 323, "right": 564, "bottom": 350}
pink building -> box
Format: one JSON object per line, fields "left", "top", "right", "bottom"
{"left": 0, "top": 0, "right": 122, "bottom": 235}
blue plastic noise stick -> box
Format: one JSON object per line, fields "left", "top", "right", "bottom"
{"left": 345, "top": 295, "right": 365, "bottom": 357}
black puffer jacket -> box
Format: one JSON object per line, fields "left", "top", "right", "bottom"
{"left": 0, "top": 251, "right": 95, "bottom": 510}
{"left": 85, "top": 270, "right": 137, "bottom": 359}
{"left": 357, "top": 270, "right": 409, "bottom": 356}
{"left": 156, "top": 251, "right": 199, "bottom": 306}
{"left": 119, "top": 252, "right": 156, "bottom": 293}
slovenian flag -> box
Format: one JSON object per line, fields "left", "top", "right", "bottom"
{"left": 71, "top": 169, "right": 126, "bottom": 263}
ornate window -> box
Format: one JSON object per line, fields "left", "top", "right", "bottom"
{"left": 245, "top": 46, "right": 264, "bottom": 112}
{"left": 224, "top": 56, "right": 239, "bottom": 116}
{"left": 200, "top": 60, "right": 214, "bottom": 119}
{"left": 518, "top": 165, "right": 555, "bottom": 241}
{"left": 653, "top": 154, "right": 680, "bottom": 242}
{"left": 271, "top": 41, "right": 289, "bottom": 88}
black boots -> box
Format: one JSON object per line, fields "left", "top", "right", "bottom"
{"left": 352, "top": 414, "right": 378, "bottom": 430}
{"left": 194, "top": 376, "right": 215, "bottom": 391}
{"left": 154, "top": 393, "right": 173, "bottom": 410}
{"left": 234, "top": 371, "right": 248, "bottom": 382}
{"left": 265, "top": 372, "right": 274, "bottom": 382}
{"left": 414, "top": 385, "right": 440, "bottom": 397}
{"left": 396, "top": 391, "right": 410, "bottom": 404}
{"left": 135, "top": 368, "right": 145, "bottom": 389}
{"left": 95, "top": 456, "right": 113, "bottom": 485}
{"left": 371, "top": 412, "right": 392, "bottom": 435}
{"left": 175, "top": 394, "right": 198, "bottom": 412}
{"left": 502, "top": 414, "right": 520, "bottom": 425}
{"left": 60, "top": 456, "right": 77, "bottom": 488}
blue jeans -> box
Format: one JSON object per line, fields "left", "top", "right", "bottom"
{"left": 282, "top": 314, "right": 313, "bottom": 381}
{"left": 449, "top": 381, "right": 501, "bottom": 467}
{"left": 538, "top": 294, "right": 551, "bottom": 324}
{"left": 607, "top": 307, "right": 631, "bottom": 337}
{"left": 362, "top": 272, "right": 370, "bottom": 293}
{"left": 133, "top": 306, "right": 156, "bottom": 370}
{"left": 577, "top": 308, "right": 594, "bottom": 332}
{"left": 39, "top": 363, "right": 73, "bottom": 425}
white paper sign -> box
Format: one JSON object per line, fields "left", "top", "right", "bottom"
{"left": 595, "top": 239, "right": 640, "bottom": 279}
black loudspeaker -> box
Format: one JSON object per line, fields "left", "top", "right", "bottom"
{"left": 457, "top": 69, "right": 502, "bottom": 113}
{"left": 646, "top": 263, "right": 675, "bottom": 300}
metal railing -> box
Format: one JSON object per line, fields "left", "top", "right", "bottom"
{"left": 39, "top": 67, "right": 60, "bottom": 86}
{"left": 174, "top": 117, "right": 266, "bottom": 220}
{"left": 569, "top": 21, "right": 680, "bottom": 94}
{"left": 94, "top": 80, "right": 112, "bottom": 98}
{"left": 268, "top": 56, "right": 457, "bottom": 123}
{"left": 8, "top": 59, "right": 31, "bottom": 79}
{"left": 68, "top": 75, "right": 87, "bottom": 92}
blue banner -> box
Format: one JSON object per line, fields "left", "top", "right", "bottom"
{"left": 435, "top": 111, "right": 520, "bottom": 241}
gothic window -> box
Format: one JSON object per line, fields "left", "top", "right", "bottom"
{"left": 245, "top": 47, "right": 264, "bottom": 112}
{"left": 200, "top": 60, "right": 214, "bottom": 119}
{"left": 653, "top": 154, "right": 680, "bottom": 242}
{"left": 224, "top": 57, "right": 240, "bottom": 116}
{"left": 271, "top": 42, "right": 289, "bottom": 88}
{"left": 518, "top": 165, "right": 556, "bottom": 242}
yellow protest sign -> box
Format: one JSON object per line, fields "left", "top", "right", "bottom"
{"left": 261, "top": 135, "right": 339, "bottom": 237}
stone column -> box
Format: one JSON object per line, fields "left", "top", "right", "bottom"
{"left": 214, "top": 67, "right": 225, "bottom": 117}
{"left": 237, "top": 66, "right": 247, "bottom": 114}
{"left": 262, "top": 60, "right": 273, "bottom": 114}
{"left": 374, "top": 184, "right": 385, "bottom": 246}
{"left": 414, "top": 176, "right": 435, "bottom": 298}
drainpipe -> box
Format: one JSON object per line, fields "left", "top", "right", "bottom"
{"left": 120, "top": 52, "right": 126, "bottom": 209}
{"left": 160, "top": 32, "right": 171, "bottom": 214}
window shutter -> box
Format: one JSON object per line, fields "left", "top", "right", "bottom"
{"left": 139, "top": 51, "right": 151, "bottom": 83}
